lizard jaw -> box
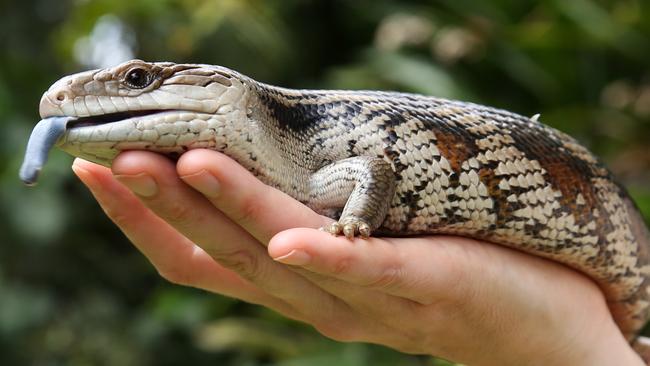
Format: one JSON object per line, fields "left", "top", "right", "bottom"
{"left": 56, "top": 110, "right": 219, "bottom": 167}
{"left": 66, "top": 110, "right": 166, "bottom": 128}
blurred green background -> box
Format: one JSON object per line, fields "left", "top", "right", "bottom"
{"left": 1, "top": 0, "right": 649, "bottom": 365}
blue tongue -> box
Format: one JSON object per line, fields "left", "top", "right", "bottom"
{"left": 19, "top": 116, "right": 75, "bottom": 186}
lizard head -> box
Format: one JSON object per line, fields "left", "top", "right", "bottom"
{"left": 37, "top": 59, "right": 251, "bottom": 166}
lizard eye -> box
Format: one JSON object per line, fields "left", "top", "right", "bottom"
{"left": 124, "top": 67, "right": 152, "bottom": 89}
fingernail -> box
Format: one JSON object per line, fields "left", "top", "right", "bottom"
{"left": 71, "top": 162, "right": 96, "bottom": 190}
{"left": 273, "top": 249, "right": 311, "bottom": 266}
{"left": 71, "top": 162, "right": 89, "bottom": 177}
{"left": 114, "top": 173, "right": 158, "bottom": 197}
{"left": 180, "top": 170, "right": 220, "bottom": 198}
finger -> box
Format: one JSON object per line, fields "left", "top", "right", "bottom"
{"left": 174, "top": 150, "right": 407, "bottom": 320}
{"left": 266, "top": 228, "right": 439, "bottom": 341}
{"left": 269, "top": 228, "right": 487, "bottom": 305}
{"left": 174, "top": 150, "right": 431, "bottom": 319}
{"left": 176, "top": 149, "right": 331, "bottom": 244}
{"left": 110, "top": 151, "right": 355, "bottom": 326}
{"left": 72, "top": 158, "right": 288, "bottom": 310}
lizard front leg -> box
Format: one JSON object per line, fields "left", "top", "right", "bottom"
{"left": 307, "top": 156, "right": 396, "bottom": 239}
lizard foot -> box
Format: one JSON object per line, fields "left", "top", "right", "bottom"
{"left": 320, "top": 220, "right": 371, "bottom": 239}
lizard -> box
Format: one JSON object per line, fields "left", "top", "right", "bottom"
{"left": 19, "top": 59, "right": 650, "bottom": 361}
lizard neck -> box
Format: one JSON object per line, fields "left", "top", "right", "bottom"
{"left": 225, "top": 81, "right": 329, "bottom": 201}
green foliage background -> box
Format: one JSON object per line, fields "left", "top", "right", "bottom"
{"left": 0, "top": 0, "right": 649, "bottom": 365}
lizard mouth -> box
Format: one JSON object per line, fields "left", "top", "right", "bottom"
{"left": 67, "top": 110, "right": 166, "bottom": 128}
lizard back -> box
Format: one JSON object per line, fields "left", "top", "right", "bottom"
{"left": 252, "top": 85, "right": 650, "bottom": 339}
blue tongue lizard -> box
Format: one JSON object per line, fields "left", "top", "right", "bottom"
{"left": 19, "top": 116, "right": 75, "bottom": 186}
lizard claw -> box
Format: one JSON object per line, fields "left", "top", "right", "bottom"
{"left": 343, "top": 224, "right": 355, "bottom": 239}
{"left": 323, "top": 222, "right": 343, "bottom": 236}
{"left": 320, "top": 220, "right": 372, "bottom": 239}
{"left": 358, "top": 222, "right": 371, "bottom": 238}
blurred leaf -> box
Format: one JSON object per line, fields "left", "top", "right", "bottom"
{"left": 629, "top": 189, "right": 650, "bottom": 226}
{"left": 328, "top": 50, "right": 470, "bottom": 99}
{"left": 195, "top": 317, "right": 301, "bottom": 358}
{"left": 0, "top": 277, "right": 52, "bottom": 335}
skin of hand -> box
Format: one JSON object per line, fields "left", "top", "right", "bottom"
{"left": 70, "top": 149, "right": 643, "bottom": 366}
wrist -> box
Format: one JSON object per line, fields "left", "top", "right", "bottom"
{"left": 574, "top": 331, "right": 643, "bottom": 366}
{"left": 538, "top": 323, "right": 643, "bottom": 366}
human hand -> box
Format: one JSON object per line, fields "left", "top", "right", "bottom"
{"left": 71, "top": 149, "right": 643, "bottom": 366}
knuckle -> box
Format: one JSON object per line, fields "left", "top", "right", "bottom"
{"left": 375, "top": 318, "right": 431, "bottom": 354}
{"left": 313, "top": 319, "right": 361, "bottom": 342}
{"left": 97, "top": 193, "right": 146, "bottom": 229}
{"left": 210, "top": 248, "right": 262, "bottom": 281}
{"left": 331, "top": 256, "right": 353, "bottom": 276}
{"left": 399, "top": 326, "right": 429, "bottom": 351}
{"left": 99, "top": 199, "right": 137, "bottom": 228}
{"left": 156, "top": 266, "right": 194, "bottom": 286}
{"left": 365, "top": 266, "right": 403, "bottom": 290}
{"left": 161, "top": 200, "right": 196, "bottom": 226}
{"left": 306, "top": 299, "right": 363, "bottom": 343}
{"left": 103, "top": 208, "right": 133, "bottom": 228}
{"left": 231, "top": 192, "right": 263, "bottom": 226}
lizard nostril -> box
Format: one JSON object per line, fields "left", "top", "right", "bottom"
{"left": 55, "top": 92, "right": 67, "bottom": 102}
{"left": 40, "top": 89, "right": 70, "bottom": 117}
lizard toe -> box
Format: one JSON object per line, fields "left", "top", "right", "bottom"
{"left": 322, "top": 222, "right": 343, "bottom": 236}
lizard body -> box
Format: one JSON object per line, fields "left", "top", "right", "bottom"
{"left": 24, "top": 60, "right": 650, "bottom": 359}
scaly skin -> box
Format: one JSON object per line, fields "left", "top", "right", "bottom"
{"left": 34, "top": 59, "right": 650, "bottom": 360}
